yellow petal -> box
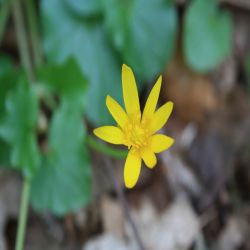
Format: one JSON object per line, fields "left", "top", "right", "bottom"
{"left": 106, "top": 95, "right": 127, "bottom": 128}
{"left": 151, "top": 101, "right": 173, "bottom": 134}
{"left": 150, "top": 134, "right": 174, "bottom": 153}
{"left": 140, "top": 148, "right": 157, "bottom": 169}
{"left": 93, "top": 126, "right": 124, "bottom": 144}
{"left": 122, "top": 64, "right": 141, "bottom": 116}
{"left": 142, "top": 76, "right": 162, "bottom": 120}
{"left": 124, "top": 150, "right": 141, "bottom": 188}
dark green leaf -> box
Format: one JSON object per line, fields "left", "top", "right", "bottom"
{"left": 63, "top": 0, "right": 101, "bottom": 17}
{"left": 41, "top": 0, "right": 122, "bottom": 125}
{"left": 0, "top": 62, "right": 20, "bottom": 167}
{"left": 0, "top": 53, "right": 14, "bottom": 75}
{"left": 38, "top": 58, "right": 88, "bottom": 110}
{"left": 102, "top": 0, "right": 177, "bottom": 80}
{"left": 0, "top": 139, "right": 10, "bottom": 166}
{"left": 183, "top": 0, "right": 232, "bottom": 72}
{"left": 31, "top": 103, "right": 91, "bottom": 215}
{"left": 0, "top": 82, "right": 40, "bottom": 178}
{"left": 0, "top": 70, "right": 19, "bottom": 119}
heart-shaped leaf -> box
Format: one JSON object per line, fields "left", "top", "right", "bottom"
{"left": 0, "top": 81, "right": 40, "bottom": 178}
{"left": 102, "top": 0, "right": 177, "bottom": 80}
{"left": 63, "top": 0, "right": 101, "bottom": 17}
{"left": 38, "top": 58, "right": 88, "bottom": 111}
{"left": 0, "top": 53, "right": 14, "bottom": 75}
{"left": 183, "top": 0, "right": 232, "bottom": 72}
{"left": 0, "top": 71, "right": 19, "bottom": 119}
{"left": 31, "top": 102, "right": 91, "bottom": 215}
{"left": 0, "top": 140, "right": 10, "bottom": 166}
{"left": 41, "top": 0, "right": 122, "bottom": 126}
{"left": 0, "top": 55, "right": 19, "bottom": 167}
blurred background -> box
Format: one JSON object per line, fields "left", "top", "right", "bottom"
{"left": 1, "top": 0, "right": 250, "bottom": 249}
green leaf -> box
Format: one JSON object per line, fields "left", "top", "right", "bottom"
{"left": 183, "top": 0, "right": 232, "bottom": 72}
{"left": 31, "top": 103, "right": 91, "bottom": 215}
{"left": 41, "top": 0, "right": 122, "bottom": 126}
{"left": 0, "top": 60, "right": 20, "bottom": 167}
{"left": 0, "top": 53, "right": 14, "bottom": 75}
{"left": 0, "top": 70, "right": 19, "bottom": 119}
{"left": 38, "top": 58, "right": 88, "bottom": 111}
{"left": 0, "top": 75, "right": 17, "bottom": 167}
{"left": 0, "top": 82, "right": 40, "bottom": 178}
{"left": 63, "top": 0, "right": 101, "bottom": 17}
{"left": 0, "top": 139, "right": 10, "bottom": 166}
{"left": 102, "top": 0, "right": 177, "bottom": 80}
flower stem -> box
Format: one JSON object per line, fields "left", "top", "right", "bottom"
{"left": 24, "top": 0, "right": 43, "bottom": 68}
{"left": 12, "top": 0, "right": 34, "bottom": 82}
{"left": 86, "top": 135, "right": 127, "bottom": 159}
{"left": 15, "top": 179, "right": 30, "bottom": 250}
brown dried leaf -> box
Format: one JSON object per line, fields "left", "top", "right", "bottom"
{"left": 164, "top": 56, "right": 218, "bottom": 123}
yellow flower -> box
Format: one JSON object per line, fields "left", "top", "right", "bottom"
{"left": 94, "top": 64, "right": 174, "bottom": 188}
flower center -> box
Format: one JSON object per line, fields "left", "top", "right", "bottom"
{"left": 123, "top": 114, "right": 150, "bottom": 149}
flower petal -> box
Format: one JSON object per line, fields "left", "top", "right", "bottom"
{"left": 151, "top": 101, "right": 173, "bottom": 134}
{"left": 140, "top": 148, "right": 157, "bottom": 169}
{"left": 142, "top": 76, "right": 162, "bottom": 120}
{"left": 124, "top": 150, "right": 141, "bottom": 188}
{"left": 122, "top": 64, "right": 141, "bottom": 116}
{"left": 106, "top": 95, "right": 128, "bottom": 128}
{"left": 93, "top": 126, "right": 124, "bottom": 144}
{"left": 150, "top": 134, "right": 174, "bottom": 153}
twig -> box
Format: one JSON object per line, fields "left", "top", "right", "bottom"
{"left": 104, "top": 158, "right": 145, "bottom": 250}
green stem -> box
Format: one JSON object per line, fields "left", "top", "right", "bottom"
{"left": 12, "top": 1, "right": 34, "bottom": 249}
{"left": 24, "top": 0, "right": 43, "bottom": 68}
{"left": 87, "top": 135, "right": 127, "bottom": 159}
{"left": 12, "top": 0, "right": 34, "bottom": 81}
{"left": 0, "top": 0, "right": 11, "bottom": 46}
{"left": 15, "top": 179, "right": 30, "bottom": 250}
